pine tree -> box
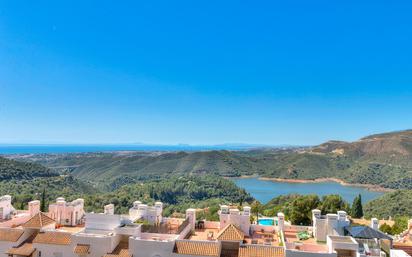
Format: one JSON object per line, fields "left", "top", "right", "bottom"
{"left": 351, "top": 194, "right": 363, "bottom": 218}
{"left": 40, "top": 187, "right": 46, "bottom": 212}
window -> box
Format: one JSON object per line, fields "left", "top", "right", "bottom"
{"left": 38, "top": 251, "right": 42, "bottom": 257}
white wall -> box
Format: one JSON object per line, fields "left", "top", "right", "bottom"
{"left": 0, "top": 195, "right": 13, "bottom": 220}
{"left": 326, "top": 236, "right": 358, "bottom": 253}
{"left": 129, "top": 238, "right": 175, "bottom": 257}
{"left": 314, "top": 219, "right": 327, "bottom": 242}
{"left": 85, "top": 213, "right": 121, "bottom": 231}
{"left": 390, "top": 250, "right": 411, "bottom": 257}
{"left": 72, "top": 233, "right": 120, "bottom": 257}
{"left": 219, "top": 212, "right": 250, "bottom": 235}
{"left": 0, "top": 241, "right": 17, "bottom": 257}
{"left": 286, "top": 249, "right": 337, "bottom": 257}
{"left": 129, "top": 238, "right": 219, "bottom": 257}
{"left": 114, "top": 226, "right": 141, "bottom": 237}
{"left": 140, "top": 233, "right": 179, "bottom": 241}
{"left": 34, "top": 243, "right": 75, "bottom": 257}
{"left": 203, "top": 221, "right": 219, "bottom": 229}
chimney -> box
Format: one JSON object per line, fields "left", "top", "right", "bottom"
{"left": 243, "top": 206, "right": 251, "bottom": 216}
{"left": 326, "top": 214, "right": 338, "bottom": 235}
{"left": 277, "top": 212, "right": 285, "bottom": 231}
{"left": 104, "top": 204, "right": 115, "bottom": 215}
{"left": 28, "top": 200, "right": 40, "bottom": 217}
{"left": 220, "top": 205, "right": 229, "bottom": 214}
{"left": 133, "top": 201, "right": 142, "bottom": 208}
{"left": 186, "top": 208, "right": 196, "bottom": 230}
{"left": 371, "top": 218, "right": 379, "bottom": 230}
{"left": 337, "top": 211, "right": 347, "bottom": 222}
{"left": 312, "top": 209, "right": 321, "bottom": 225}
{"left": 155, "top": 202, "right": 163, "bottom": 213}
{"left": 229, "top": 209, "right": 240, "bottom": 215}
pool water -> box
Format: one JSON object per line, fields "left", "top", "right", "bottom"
{"left": 258, "top": 219, "right": 274, "bottom": 226}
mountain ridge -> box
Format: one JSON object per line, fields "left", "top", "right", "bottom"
{"left": 6, "top": 129, "right": 412, "bottom": 190}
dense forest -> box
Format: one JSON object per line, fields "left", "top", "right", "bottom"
{"left": 363, "top": 190, "right": 412, "bottom": 219}
{"left": 0, "top": 156, "right": 57, "bottom": 180}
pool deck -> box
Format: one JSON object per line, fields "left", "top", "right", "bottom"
{"left": 189, "top": 227, "right": 282, "bottom": 246}
{"left": 284, "top": 228, "right": 328, "bottom": 253}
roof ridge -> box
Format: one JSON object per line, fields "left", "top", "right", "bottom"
{"left": 216, "top": 223, "right": 244, "bottom": 241}
{"left": 23, "top": 212, "right": 55, "bottom": 229}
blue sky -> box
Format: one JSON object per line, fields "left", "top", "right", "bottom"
{"left": 0, "top": 1, "right": 411, "bottom": 145}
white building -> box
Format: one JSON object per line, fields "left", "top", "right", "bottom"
{"left": 129, "top": 201, "right": 163, "bottom": 224}
{"left": 312, "top": 209, "right": 350, "bottom": 242}
{"left": 219, "top": 205, "right": 251, "bottom": 235}
{"left": 28, "top": 200, "right": 41, "bottom": 217}
{"left": 48, "top": 197, "right": 85, "bottom": 226}
{"left": 0, "top": 195, "right": 409, "bottom": 257}
{"left": 0, "top": 195, "right": 15, "bottom": 220}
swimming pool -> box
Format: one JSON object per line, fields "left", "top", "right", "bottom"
{"left": 258, "top": 218, "right": 275, "bottom": 226}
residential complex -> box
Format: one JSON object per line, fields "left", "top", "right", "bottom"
{"left": 0, "top": 195, "right": 410, "bottom": 257}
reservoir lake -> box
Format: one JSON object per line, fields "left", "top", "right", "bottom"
{"left": 231, "top": 177, "right": 384, "bottom": 204}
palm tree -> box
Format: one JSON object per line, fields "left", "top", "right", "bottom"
{"left": 251, "top": 200, "right": 263, "bottom": 223}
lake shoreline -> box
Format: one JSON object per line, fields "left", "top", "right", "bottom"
{"left": 232, "top": 176, "right": 393, "bottom": 193}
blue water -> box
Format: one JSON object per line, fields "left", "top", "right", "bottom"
{"left": 0, "top": 144, "right": 259, "bottom": 154}
{"left": 258, "top": 219, "right": 275, "bottom": 226}
{"left": 231, "top": 177, "right": 383, "bottom": 204}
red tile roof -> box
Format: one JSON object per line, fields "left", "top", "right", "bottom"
{"left": 216, "top": 224, "right": 245, "bottom": 241}
{"left": 0, "top": 228, "right": 24, "bottom": 242}
{"left": 33, "top": 231, "right": 71, "bottom": 245}
{"left": 238, "top": 245, "right": 285, "bottom": 257}
{"left": 173, "top": 241, "right": 220, "bottom": 256}
{"left": 74, "top": 244, "right": 90, "bottom": 255}
{"left": 7, "top": 243, "right": 35, "bottom": 256}
{"left": 22, "top": 213, "right": 55, "bottom": 229}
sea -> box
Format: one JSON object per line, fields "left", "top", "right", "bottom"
{"left": 0, "top": 144, "right": 257, "bottom": 154}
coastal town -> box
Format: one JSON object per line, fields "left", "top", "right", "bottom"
{"left": 1, "top": 194, "right": 411, "bottom": 257}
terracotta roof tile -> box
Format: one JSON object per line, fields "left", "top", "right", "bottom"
{"left": 104, "top": 249, "right": 131, "bottom": 257}
{"left": 104, "top": 242, "right": 131, "bottom": 257}
{"left": 7, "top": 243, "right": 35, "bottom": 256}
{"left": 0, "top": 228, "right": 24, "bottom": 242}
{"left": 33, "top": 231, "right": 71, "bottom": 245}
{"left": 22, "top": 212, "right": 55, "bottom": 229}
{"left": 238, "top": 245, "right": 285, "bottom": 257}
{"left": 74, "top": 244, "right": 90, "bottom": 255}
{"left": 173, "top": 240, "right": 220, "bottom": 257}
{"left": 216, "top": 224, "right": 244, "bottom": 241}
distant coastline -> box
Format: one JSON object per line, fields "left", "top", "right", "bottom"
{"left": 0, "top": 143, "right": 272, "bottom": 154}
{"left": 235, "top": 175, "right": 393, "bottom": 193}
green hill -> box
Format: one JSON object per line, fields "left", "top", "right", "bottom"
{"left": 274, "top": 130, "right": 412, "bottom": 189}
{"left": 0, "top": 154, "right": 253, "bottom": 214}
{"left": 8, "top": 129, "right": 412, "bottom": 190}
{"left": 21, "top": 150, "right": 267, "bottom": 189}
{"left": 364, "top": 190, "right": 412, "bottom": 219}
{"left": 0, "top": 156, "right": 57, "bottom": 180}
{"left": 0, "top": 156, "right": 97, "bottom": 208}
